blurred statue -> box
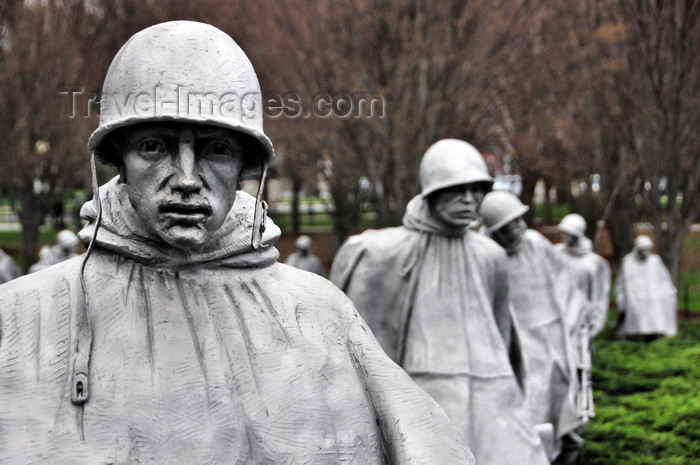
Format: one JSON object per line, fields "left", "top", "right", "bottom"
{"left": 285, "top": 235, "right": 324, "bottom": 275}
{"left": 556, "top": 214, "right": 611, "bottom": 337}
{"left": 28, "top": 229, "right": 79, "bottom": 273}
{"left": 480, "top": 190, "right": 581, "bottom": 461}
{"left": 615, "top": 235, "right": 677, "bottom": 339}
{"left": 555, "top": 213, "right": 611, "bottom": 463}
{"left": 331, "top": 139, "right": 549, "bottom": 465}
{"left": 0, "top": 21, "right": 473, "bottom": 464}
{"left": 0, "top": 247, "right": 21, "bottom": 284}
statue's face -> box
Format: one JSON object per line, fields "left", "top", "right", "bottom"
{"left": 561, "top": 231, "right": 579, "bottom": 247}
{"left": 429, "top": 183, "right": 485, "bottom": 228}
{"left": 636, "top": 247, "right": 651, "bottom": 260}
{"left": 120, "top": 123, "right": 244, "bottom": 250}
{"left": 493, "top": 217, "right": 526, "bottom": 250}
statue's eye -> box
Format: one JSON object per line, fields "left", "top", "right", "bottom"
{"left": 202, "top": 140, "right": 238, "bottom": 160}
{"left": 138, "top": 139, "right": 166, "bottom": 157}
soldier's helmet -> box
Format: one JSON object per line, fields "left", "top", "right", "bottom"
{"left": 296, "top": 235, "right": 312, "bottom": 250}
{"left": 634, "top": 235, "right": 653, "bottom": 250}
{"left": 88, "top": 20, "right": 274, "bottom": 176}
{"left": 420, "top": 139, "right": 493, "bottom": 197}
{"left": 56, "top": 229, "right": 79, "bottom": 250}
{"left": 479, "top": 190, "right": 529, "bottom": 234}
{"left": 558, "top": 213, "right": 587, "bottom": 237}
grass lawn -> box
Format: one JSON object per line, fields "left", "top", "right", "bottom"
{"left": 0, "top": 229, "right": 65, "bottom": 270}
{"left": 679, "top": 270, "right": 700, "bottom": 313}
{"left": 577, "top": 317, "right": 700, "bottom": 464}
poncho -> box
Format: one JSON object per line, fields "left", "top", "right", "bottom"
{"left": 331, "top": 195, "right": 549, "bottom": 465}
{"left": 615, "top": 250, "right": 677, "bottom": 336}
{"left": 506, "top": 230, "right": 580, "bottom": 457}
{"left": 555, "top": 237, "right": 611, "bottom": 339}
{"left": 0, "top": 177, "right": 473, "bottom": 465}
{"left": 285, "top": 252, "right": 324, "bottom": 276}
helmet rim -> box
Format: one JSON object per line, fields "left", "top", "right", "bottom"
{"left": 88, "top": 20, "right": 274, "bottom": 173}
{"left": 485, "top": 204, "right": 529, "bottom": 234}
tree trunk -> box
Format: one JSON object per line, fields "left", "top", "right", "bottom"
{"left": 290, "top": 177, "right": 301, "bottom": 234}
{"left": 543, "top": 178, "right": 553, "bottom": 224}
{"left": 519, "top": 168, "right": 539, "bottom": 226}
{"left": 16, "top": 189, "right": 48, "bottom": 273}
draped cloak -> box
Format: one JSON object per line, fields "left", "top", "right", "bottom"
{"left": 285, "top": 252, "right": 324, "bottom": 276}
{"left": 554, "top": 237, "right": 610, "bottom": 424}
{"left": 330, "top": 196, "right": 549, "bottom": 465}
{"left": 555, "top": 238, "right": 611, "bottom": 341}
{"left": 505, "top": 230, "right": 580, "bottom": 457}
{"left": 615, "top": 251, "right": 677, "bottom": 337}
{"left": 0, "top": 177, "right": 473, "bottom": 465}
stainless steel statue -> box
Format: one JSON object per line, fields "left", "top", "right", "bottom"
{"left": 554, "top": 213, "right": 611, "bottom": 462}
{"left": 285, "top": 234, "right": 324, "bottom": 275}
{"left": 331, "top": 139, "right": 550, "bottom": 465}
{"left": 615, "top": 235, "right": 677, "bottom": 338}
{"left": 479, "top": 190, "right": 581, "bottom": 461}
{"left": 556, "top": 214, "right": 611, "bottom": 341}
{"left": 0, "top": 21, "right": 473, "bottom": 464}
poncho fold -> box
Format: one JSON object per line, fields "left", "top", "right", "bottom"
{"left": 0, "top": 178, "right": 473, "bottom": 465}
{"left": 615, "top": 251, "right": 677, "bottom": 336}
{"left": 331, "top": 195, "right": 549, "bottom": 465}
{"left": 506, "top": 230, "right": 581, "bottom": 457}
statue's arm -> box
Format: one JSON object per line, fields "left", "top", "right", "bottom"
{"left": 329, "top": 236, "right": 367, "bottom": 291}
{"left": 491, "top": 249, "right": 512, "bottom": 348}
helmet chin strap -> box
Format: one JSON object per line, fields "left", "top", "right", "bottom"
{"left": 69, "top": 151, "right": 101, "bottom": 438}
{"left": 251, "top": 160, "right": 269, "bottom": 250}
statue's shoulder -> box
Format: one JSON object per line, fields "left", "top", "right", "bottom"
{"left": 268, "top": 261, "right": 342, "bottom": 295}
{"left": 524, "top": 229, "right": 554, "bottom": 249}
{"left": 468, "top": 230, "right": 507, "bottom": 260}
{"left": 524, "top": 228, "right": 545, "bottom": 242}
{"left": 0, "top": 255, "right": 83, "bottom": 299}
{"left": 0, "top": 256, "right": 84, "bottom": 341}
{"left": 341, "top": 226, "right": 413, "bottom": 253}
{"left": 267, "top": 261, "right": 362, "bottom": 319}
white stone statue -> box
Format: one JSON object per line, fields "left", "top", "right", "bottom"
{"left": 615, "top": 235, "right": 677, "bottom": 338}
{"left": 479, "top": 190, "right": 582, "bottom": 461}
{"left": 0, "top": 247, "right": 21, "bottom": 284}
{"left": 28, "top": 229, "right": 79, "bottom": 273}
{"left": 0, "top": 21, "right": 473, "bottom": 464}
{"left": 331, "top": 139, "right": 550, "bottom": 465}
{"left": 285, "top": 234, "right": 324, "bottom": 275}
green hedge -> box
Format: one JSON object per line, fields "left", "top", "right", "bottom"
{"left": 578, "top": 318, "right": 700, "bottom": 464}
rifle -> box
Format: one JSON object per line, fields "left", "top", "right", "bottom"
{"left": 576, "top": 322, "right": 595, "bottom": 423}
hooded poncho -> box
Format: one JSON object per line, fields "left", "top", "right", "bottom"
{"left": 556, "top": 237, "right": 611, "bottom": 340}
{"left": 504, "top": 230, "right": 581, "bottom": 458}
{"left": 331, "top": 195, "right": 549, "bottom": 465}
{"left": 615, "top": 248, "right": 677, "bottom": 336}
{"left": 0, "top": 177, "right": 473, "bottom": 465}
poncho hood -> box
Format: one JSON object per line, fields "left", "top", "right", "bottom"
{"left": 402, "top": 195, "right": 469, "bottom": 237}
{"left": 564, "top": 236, "right": 593, "bottom": 256}
{"left": 79, "top": 177, "right": 280, "bottom": 269}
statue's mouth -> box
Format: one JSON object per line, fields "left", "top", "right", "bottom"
{"left": 159, "top": 203, "right": 212, "bottom": 223}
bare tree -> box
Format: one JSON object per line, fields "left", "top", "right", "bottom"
{"left": 235, "top": 0, "right": 540, "bottom": 247}
{"left": 0, "top": 1, "right": 92, "bottom": 270}
{"left": 0, "top": 0, "right": 214, "bottom": 270}
{"left": 597, "top": 0, "right": 700, "bottom": 281}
